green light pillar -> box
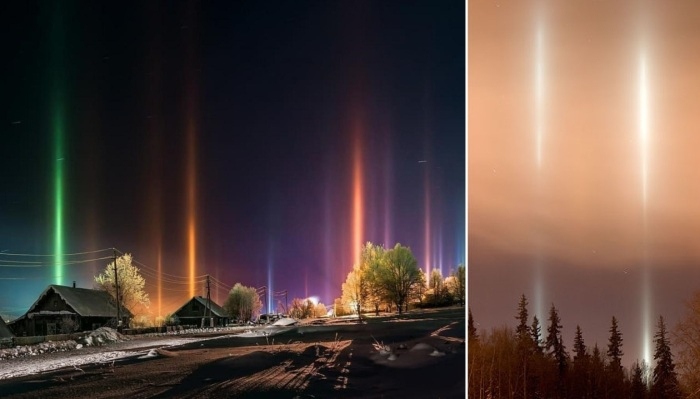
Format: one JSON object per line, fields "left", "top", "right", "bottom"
{"left": 50, "top": 4, "right": 66, "bottom": 285}
{"left": 54, "top": 111, "right": 64, "bottom": 285}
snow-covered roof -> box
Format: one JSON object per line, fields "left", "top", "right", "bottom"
{"left": 25, "top": 285, "right": 132, "bottom": 318}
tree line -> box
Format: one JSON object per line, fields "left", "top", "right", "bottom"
{"left": 468, "top": 294, "right": 682, "bottom": 399}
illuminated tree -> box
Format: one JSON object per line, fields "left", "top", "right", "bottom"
{"left": 377, "top": 243, "right": 421, "bottom": 314}
{"left": 451, "top": 264, "right": 465, "bottom": 306}
{"left": 651, "top": 316, "right": 681, "bottom": 399}
{"left": 410, "top": 269, "right": 427, "bottom": 306}
{"left": 430, "top": 269, "right": 444, "bottom": 303}
{"left": 341, "top": 266, "right": 368, "bottom": 318}
{"left": 289, "top": 298, "right": 314, "bottom": 319}
{"left": 223, "top": 283, "right": 263, "bottom": 323}
{"left": 314, "top": 303, "right": 328, "bottom": 317}
{"left": 362, "top": 242, "right": 388, "bottom": 315}
{"left": 95, "top": 253, "right": 150, "bottom": 315}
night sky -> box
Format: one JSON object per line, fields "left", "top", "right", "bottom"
{"left": 0, "top": 1, "right": 465, "bottom": 319}
{"left": 470, "top": 0, "right": 700, "bottom": 368}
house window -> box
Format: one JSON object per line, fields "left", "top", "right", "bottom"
{"left": 53, "top": 299, "right": 59, "bottom": 309}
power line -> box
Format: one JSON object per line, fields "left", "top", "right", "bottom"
{"left": 0, "top": 248, "right": 113, "bottom": 257}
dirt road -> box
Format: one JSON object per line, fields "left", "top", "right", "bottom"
{"left": 0, "top": 307, "right": 465, "bottom": 398}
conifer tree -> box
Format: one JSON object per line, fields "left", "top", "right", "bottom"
{"left": 546, "top": 304, "right": 568, "bottom": 375}
{"left": 650, "top": 316, "right": 681, "bottom": 399}
{"left": 606, "top": 316, "right": 625, "bottom": 397}
{"left": 516, "top": 294, "right": 530, "bottom": 340}
{"left": 607, "top": 316, "right": 624, "bottom": 371}
{"left": 573, "top": 325, "right": 587, "bottom": 363}
{"left": 468, "top": 307, "right": 478, "bottom": 342}
{"left": 631, "top": 361, "right": 648, "bottom": 399}
{"left": 531, "top": 315, "right": 543, "bottom": 353}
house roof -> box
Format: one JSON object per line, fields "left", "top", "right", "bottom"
{"left": 26, "top": 285, "right": 132, "bottom": 318}
{"left": 0, "top": 317, "right": 13, "bottom": 338}
{"left": 173, "top": 296, "right": 227, "bottom": 318}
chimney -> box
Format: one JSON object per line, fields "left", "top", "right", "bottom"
{"left": 73, "top": 281, "right": 76, "bottom": 288}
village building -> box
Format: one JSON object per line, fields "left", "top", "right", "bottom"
{"left": 172, "top": 296, "right": 229, "bottom": 327}
{"left": 8, "top": 284, "right": 131, "bottom": 337}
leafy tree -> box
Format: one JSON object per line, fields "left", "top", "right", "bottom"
{"left": 314, "top": 303, "right": 328, "bottom": 318}
{"left": 377, "top": 243, "right": 421, "bottom": 314}
{"left": 223, "top": 283, "right": 263, "bottom": 323}
{"left": 289, "top": 298, "right": 315, "bottom": 319}
{"left": 361, "top": 243, "right": 387, "bottom": 315}
{"left": 651, "top": 316, "right": 681, "bottom": 399}
{"left": 410, "top": 269, "right": 427, "bottom": 306}
{"left": 341, "top": 266, "right": 368, "bottom": 318}
{"left": 95, "top": 253, "right": 150, "bottom": 323}
{"left": 451, "top": 264, "right": 465, "bottom": 306}
{"left": 430, "top": 269, "right": 444, "bottom": 304}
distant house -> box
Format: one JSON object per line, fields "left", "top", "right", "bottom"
{"left": 8, "top": 284, "right": 132, "bottom": 337}
{"left": 173, "top": 296, "right": 229, "bottom": 327}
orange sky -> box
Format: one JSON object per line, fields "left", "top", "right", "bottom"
{"left": 469, "top": 0, "right": 700, "bottom": 366}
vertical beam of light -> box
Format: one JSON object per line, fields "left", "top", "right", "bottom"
{"left": 533, "top": 14, "right": 546, "bottom": 321}
{"left": 50, "top": 6, "right": 66, "bottom": 286}
{"left": 424, "top": 168, "right": 431, "bottom": 285}
{"left": 145, "top": 1, "right": 164, "bottom": 317}
{"left": 187, "top": 129, "right": 196, "bottom": 299}
{"left": 352, "top": 131, "right": 364, "bottom": 267}
{"left": 639, "top": 49, "right": 652, "bottom": 367}
{"left": 535, "top": 25, "right": 544, "bottom": 170}
{"left": 54, "top": 115, "right": 64, "bottom": 285}
{"left": 183, "top": 4, "right": 199, "bottom": 299}
{"left": 267, "top": 241, "right": 274, "bottom": 314}
{"left": 157, "top": 249, "right": 162, "bottom": 317}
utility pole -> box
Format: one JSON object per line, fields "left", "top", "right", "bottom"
{"left": 113, "top": 248, "right": 121, "bottom": 329}
{"left": 206, "top": 274, "right": 211, "bottom": 327}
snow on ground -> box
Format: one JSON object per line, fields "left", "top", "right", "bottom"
{"left": 0, "top": 333, "right": 232, "bottom": 380}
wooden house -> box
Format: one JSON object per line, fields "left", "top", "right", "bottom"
{"left": 8, "top": 284, "right": 131, "bottom": 336}
{"left": 172, "top": 296, "right": 229, "bottom": 327}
